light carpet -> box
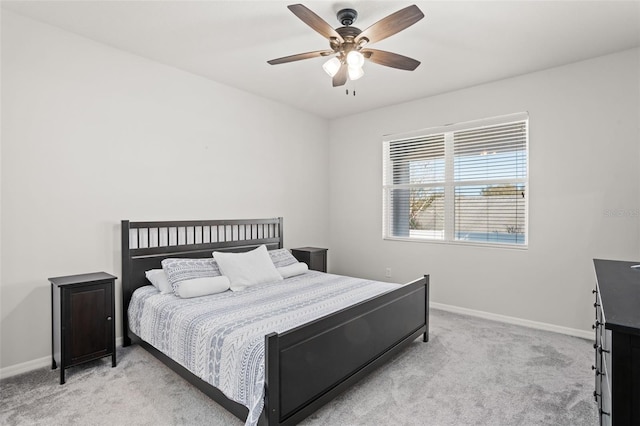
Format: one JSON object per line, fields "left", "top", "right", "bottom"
{"left": 0, "top": 309, "right": 598, "bottom": 425}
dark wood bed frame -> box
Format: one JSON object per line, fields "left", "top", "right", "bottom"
{"left": 121, "top": 218, "right": 429, "bottom": 425}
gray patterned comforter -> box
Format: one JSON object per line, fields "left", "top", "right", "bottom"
{"left": 128, "top": 270, "right": 397, "bottom": 426}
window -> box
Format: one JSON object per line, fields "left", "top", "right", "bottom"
{"left": 383, "top": 113, "right": 528, "bottom": 247}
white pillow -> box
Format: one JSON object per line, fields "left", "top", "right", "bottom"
{"left": 175, "top": 276, "right": 230, "bottom": 298}
{"left": 278, "top": 262, "right": 309, "bottom": 279}
{"left": 145, "top": 269, "right": 173, "bottom": 294}
{"left": 213, "top": 245, "right": 283, "bottom": 291}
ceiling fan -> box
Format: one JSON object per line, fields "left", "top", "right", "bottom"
{"left": 267, "top": 4, "right": 424, "bottom": 87}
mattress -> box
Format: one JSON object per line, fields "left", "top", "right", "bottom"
{"left": 128, "top": 270, "right": 397, "bottom": 426}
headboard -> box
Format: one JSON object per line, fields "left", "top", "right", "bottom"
{"left": 121, "top": 217, "right": 283, "bottom": 346}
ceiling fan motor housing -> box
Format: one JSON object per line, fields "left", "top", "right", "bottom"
{"left": 337, "top": 8, "right": 357, "bottom": 26}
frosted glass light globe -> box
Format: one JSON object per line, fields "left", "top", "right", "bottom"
{"left": 346, "top": 51, "right": 365, "bottom": 68}
{"left": 322, "top": 57, "right": 341, "bottom": 77}
{"left": 348, "top": 65, "right": 364, "bottom": 81}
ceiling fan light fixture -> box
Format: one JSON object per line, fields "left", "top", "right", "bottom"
{"left": 267, "top": 4, "right": 424, "bottom": 87}
{"left": 322, "top": 57, "right": 342, "bottom": 77}
{"left": 348, "top": 65, "right": 364, "bottom": 81}
{"left": 346, "top": 50, "right": 365, "bottom": 68}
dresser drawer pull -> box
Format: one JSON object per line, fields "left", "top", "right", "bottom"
{"left": 593, "top": 302, "right": 600, "bottom": 308}
{"left": 593, "top": 390, "right": 600, "bottom": 401}
{"left": 592, "top": 289, "right": 597, "bottom": 294}
{"left": 592, "top": 321, "right": 601, "bottom": 329}
{"left": 591, "top": 365, "right": 606, "bottom": 375}
{"left": 107, "top": 316, "right": 112, "bottom": 321}
{"left": 600, "top": 409, "right": 610, "bottom": 417}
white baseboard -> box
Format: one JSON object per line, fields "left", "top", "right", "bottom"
{"left": 0, "top": 337, "right": 124, "bottom": 380}
{"left": 0, "top": 355, "right": 52, "bottom": 380}
{"left": 431, "top": 302, "right": 594, "bottom": 340}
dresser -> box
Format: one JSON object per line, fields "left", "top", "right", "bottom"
{"left": 50, "top": 272, "right": 117, "bottom": 384}
{"left": 593, "top": 259, "right": 640, "bottom": 426}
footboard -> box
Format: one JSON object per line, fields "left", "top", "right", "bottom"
{"left": 263, "top": 275, "right": 429, "bottom": 425}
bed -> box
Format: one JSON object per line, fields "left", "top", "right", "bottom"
{"left": 121, "top": 218, "right": 429, "bottom": 425}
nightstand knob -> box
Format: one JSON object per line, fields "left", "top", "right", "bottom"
{"left": 107, "top": 316, "right": 112, "bottom": 321}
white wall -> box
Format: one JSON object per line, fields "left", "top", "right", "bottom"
{"left": 0, "top": 11, "right": 329, "bottom": 372}
{"left": 328, "top": 48, "right": 640, "bottom": 334}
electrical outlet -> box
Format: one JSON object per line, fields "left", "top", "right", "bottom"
{"left": 385, "top": 267, "right": 392, "bottom": 278}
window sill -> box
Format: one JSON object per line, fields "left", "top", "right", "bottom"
{"left": 383, "top": 236, "right": 528, "bottom": 250}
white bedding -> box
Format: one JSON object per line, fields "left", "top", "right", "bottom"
{"left": 128, "top": 270, "right": 397, "bottom": 425}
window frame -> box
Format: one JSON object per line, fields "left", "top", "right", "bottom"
{"left": 382, "top": 112, "right": 529, "bottom": 249}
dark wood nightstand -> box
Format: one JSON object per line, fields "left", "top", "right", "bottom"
{"left": 291, "top": 247, "right": 328, "bottom": 272}
{"left": 50, "top": 272, "right": 117, "bottom": 384}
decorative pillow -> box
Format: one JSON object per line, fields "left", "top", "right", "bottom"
{"left": 213, "top": 245, "right": 283, "bottom": 291}
{"left": 268, "top": 248, "right": 299, "bottom": 268}
{"left": 174, "top": 276, "right": 230, "bottom": 298}
{"left": 278, "top": 262, "right": 308, "bottom": 279}
{"left": 145, "top": 269, "right": 173, "bottom": 294}
{"left": 161, "top": 258, "right": 221, "bottom": 294}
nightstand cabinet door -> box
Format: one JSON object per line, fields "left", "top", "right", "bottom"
{"left": 64, "top": 283, "right": 113, "bottom": 364}
{"left": 50, "top": 272, "right": 117, "bottom": 384}
{"left": 291, "top": 247, "right": 328, "bottom": 273}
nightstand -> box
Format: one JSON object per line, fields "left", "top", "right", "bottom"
{"left": 291, "top": 247, "right": 328, "bottom": 272}
{"left": 50, "top": 272, "right": 117, "bottom": 384}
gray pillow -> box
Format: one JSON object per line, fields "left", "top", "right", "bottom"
{"left": 161, "top": 258, "right": 221, "bottom": 294}
{"left": 268, "top": 248, "right": 299, "bottom": 268}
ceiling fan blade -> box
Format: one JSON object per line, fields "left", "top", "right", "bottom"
{"left": 267, "top": 49, "right": 333, "bottom": 65}
{"left": 355, "top": 5, "right": 424, "bottom": 45}
{"left": 361, "top": 49, "right": 420, "bottom": 71}
{"left": 332, "top": 63, "right": 348, "bottom": 87}
{"left": 288, "top": 4, "right": 344, "bottom": 43}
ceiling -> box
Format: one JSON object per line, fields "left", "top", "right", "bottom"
{"left": 3, "top": 1, "right": 640, "bottom": 119}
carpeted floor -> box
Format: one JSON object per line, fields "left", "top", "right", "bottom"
{"left": 0, "top": 309, "right": 599, "bottom": 425}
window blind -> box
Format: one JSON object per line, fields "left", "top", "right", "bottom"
{"left": 453, "top": 121, "right": 527, "bottom": 244}
{"left": 383, "top": 135, "right": 445, "bottom": 239}
{"left": 383, "top": 113, "right": 528, "bottom": 247}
